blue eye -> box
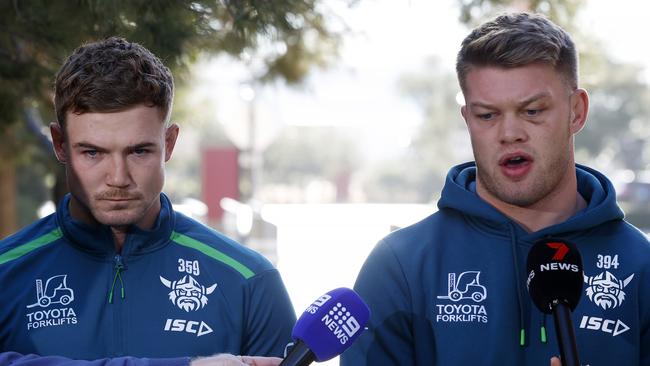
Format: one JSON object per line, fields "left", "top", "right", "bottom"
{"left": 132, "top": 147, "right": 151, "bottom": 156}
{"left": 477, "top": 113, "right": 494, "bottom": 120}
{"left": 525, "top": 109, "right": 542, "bottom": 116}
{"left": 84, "top": 150, "right": 98, "bottom": 158}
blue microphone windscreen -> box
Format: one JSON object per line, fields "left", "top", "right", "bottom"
{"left": 291, "top": 288, "right": 370, "bottom": 362}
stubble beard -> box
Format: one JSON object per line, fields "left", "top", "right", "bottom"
{"left": 475, "top": 146, "right": 572, "bottom": 208}
{"left": 91, "top": 196, "right": 154, "bottom": 227}
{"left": 70, "top": 188, "right": 152, "bottom": 227}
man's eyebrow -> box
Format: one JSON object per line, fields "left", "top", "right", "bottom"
{"left": 468, "top": 92, "right": 552, "bottom": 110}
{"left": 129, "top": 142, "right": 157, "bottom": 150}
{"left": 468, "top": 101, "right": 495, "bottom": 109}
{"left": 71, "top": 142, "right": 157, "bottom": 150}
{"left": 518, "top": 92, "right": 551, "bottom": 107}
{"left": 72, "top": 142, "right": 104, "bottom": 150}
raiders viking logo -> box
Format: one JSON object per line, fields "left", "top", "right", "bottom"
{"left": 160, "top": 275, "right": 217, "bottom": 312}
{"left": 584, "top": 271, "right": 634, "bottom": 310}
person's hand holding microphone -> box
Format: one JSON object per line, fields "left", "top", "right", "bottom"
{"left": 192, "top": 354, "right": 283, "bottom": 366}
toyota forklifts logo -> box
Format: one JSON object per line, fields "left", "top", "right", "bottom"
{"left": 27, "top": 275, "right": 74, "bottom": 308}
{"left": 437, "top": 271, "right": 487, "bottom": 302}
{"left": 25, "top": 275, "right": 78, "bottom": 330}
{"left": 435, "top": 271, "right": 488, "bottom": 323}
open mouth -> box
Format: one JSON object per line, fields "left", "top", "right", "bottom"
{"left": 501, "top": 155, "right": 529, "bottom": 167}
{"left": 498, "top": 153, "right": 533, "bottom": 178}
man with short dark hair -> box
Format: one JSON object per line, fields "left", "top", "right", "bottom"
{"left": 342, "top": 13, "right": 650, "bottom": 365}
{"left": 0, "top": 37, "right": 295, "bottom": 366}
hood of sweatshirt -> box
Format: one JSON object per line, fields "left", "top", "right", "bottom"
{"left": 437, "top": 162, "right": 624, "bottom": 240}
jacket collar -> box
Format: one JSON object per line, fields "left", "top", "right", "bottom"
{"left": 56, "top": 193, "right": 175, "bottom": 259}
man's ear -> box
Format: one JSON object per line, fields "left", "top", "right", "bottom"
{"left": 461, "top": 105, "right": 469, "bottom": 126}
{"left": 50, "top": 123, "right": 67, "bottom": 163}
{"left": 569, "top": 88, "right": 589, "bottom": 134}
{"left": 164, "top": 123, "right": 180, "bottom": 162}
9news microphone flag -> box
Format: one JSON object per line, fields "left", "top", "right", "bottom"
{"left": 526, "top": 238, "right": 583, "bottom": 366}
{"left": 280, "top": 288, "right": 370, "bottom": 366}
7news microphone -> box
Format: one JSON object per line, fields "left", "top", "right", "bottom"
{"left": 526, "top": 238, "right": 584, "bottom": 366}
{"left": 279, "top": 288, "right": 370, "bottom": 366}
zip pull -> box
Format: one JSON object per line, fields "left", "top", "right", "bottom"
{"left": 108, "top": 255, "right": 126, "bottom": 303}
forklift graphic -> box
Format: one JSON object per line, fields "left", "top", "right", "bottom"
{"left": 27, "top": 275, "right": 74, "bottom": 308}
{"left": 437, "top": 271, "right": 487, "bottom": 303}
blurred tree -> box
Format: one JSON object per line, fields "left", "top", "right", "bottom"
{"left": 363, "top": 57, "right": 469, "bottom": 203}
{"left": 263, "top": 126, "right": 360, "bottom": 202}
{"left": 578, "top": 55, "right": 650, "bottom": 171}
{"left": 456, "top": 0, "right": 584, "bottom": 30}
{"left": 0, "top": 0, "right": 348, "bottom": 236}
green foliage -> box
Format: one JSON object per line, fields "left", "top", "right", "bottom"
{"left": 0, "top": 0, "right": 345, "bottom": 130}
{"left": 457, "top": 0, "right": 584, "bottom": 30}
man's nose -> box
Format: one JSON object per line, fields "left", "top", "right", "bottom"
{"left": 499, "top": 114, "right": 528, "bottom": 144}
{"left": 106, "top": 156, "right": 132, "bottom": 188}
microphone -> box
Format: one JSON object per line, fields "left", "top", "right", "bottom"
{"left": 280, "top": 288, "right": 370, "bottom": 366}
{"left": 526, "top": 238, "right": 583, "bottom": 366}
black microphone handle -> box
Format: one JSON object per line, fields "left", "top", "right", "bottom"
{"left": 551, "top": 300, "right": 580, "bottom": 366}
{"left": 279, "top": 340, "right": 316, "bottom": 366}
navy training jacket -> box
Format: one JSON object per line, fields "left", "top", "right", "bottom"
{"left": 0, "top": 193, "right": 296, "bottom": 366}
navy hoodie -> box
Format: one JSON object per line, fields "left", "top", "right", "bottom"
{"left": 341, "top": 163, "right": 650, "bottom": 365}
{"left": 0, "top": 193, "right": 296, "bottom": 366}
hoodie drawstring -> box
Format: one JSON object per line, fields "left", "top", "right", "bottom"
{"left": 108, "top": 255, "right": 125, "bottom": 303}
{"left": 509, "top": 225, "right": 527, "bottom": 347}
{"left": 510, "top": 226, "right": 550, "bottom": 347}
{"left": 541, "top": 314, "right": 548, "bottom": 343}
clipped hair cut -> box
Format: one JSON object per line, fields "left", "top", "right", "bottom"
{"left": 54, "top": 37, "right": 174, "bottom": 127}
{"left": 456, "top": 12, "right": 578, "bottom": 93}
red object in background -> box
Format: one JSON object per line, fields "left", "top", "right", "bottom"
{"left": 202, "top": 148, "right": 239, "bottom": 222}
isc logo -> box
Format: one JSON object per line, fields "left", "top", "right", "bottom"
{"left": 164, "top": 319, "right": 213, "bottom": 337}
{"left": 579, "top": 316, "right": 629, "bottom": 337}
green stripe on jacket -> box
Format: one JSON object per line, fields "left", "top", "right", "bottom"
{"left": 0, "top": 228, "right": 63, "bottom": 265}
{"left": 170, "top": 231, "right": 255, "bottom": 279}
